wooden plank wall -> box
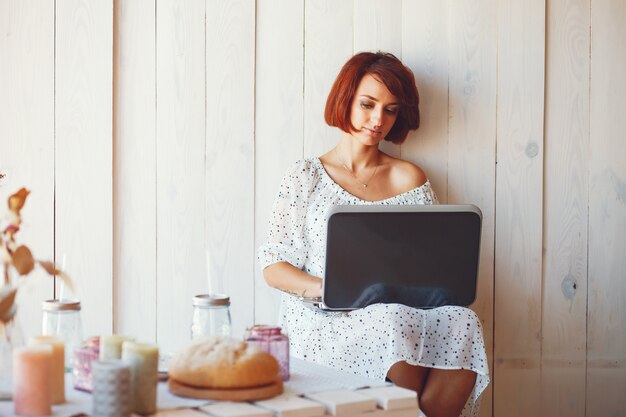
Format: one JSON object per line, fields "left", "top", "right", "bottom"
{"left": 447, "top": 2, "right": 497, "bottom": 415}
{"left": 254, "top": 0, "right": 304, "bottom": 325}
{"left": 155, "top": 0, "right": 207, "bottom": 354}
{"left": 114, "top": 0, "right": 157, "bottom": 343}
{"left": 587, "top": 0, "right": 626, "bottom": 415}
{"left": 204, "top": 0, "right": 255, "bottom": 341}
{"left": 0, "top": 0, "right": 55, "bottom": 339}
{"left": 543, "top": 0, "right": 589, "bottom": 415}
{"left": 1, "top": 1, "right": 626, "bottom": 416}
{"left": 494, "top": 1, "right": 545, "bottom": 416}
{"left": 54, "top": 0, "right": 113, "bottom": 337}
{"left": 402, "top": 0, "right": 449, "bottom": 202}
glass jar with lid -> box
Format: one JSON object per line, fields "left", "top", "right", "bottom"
{"left": 244, "top": 325, "right": 289, "bottom": 380}
{"left": 42, "top": 299, "right": 83, "bottom": 371}
{"left": 190, "top": 294, "right": 232, "bottom": 340}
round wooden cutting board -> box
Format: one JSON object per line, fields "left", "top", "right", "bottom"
{"left": 168, "top": 378, "right": 283, "bottom": 401}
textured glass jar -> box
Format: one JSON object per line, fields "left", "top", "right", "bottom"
{"left": 244, "top": 325, "right": 289, "bottom": 380}
{"left": 190, "top": 294, "right": 231, "bottom": 340}
{"left": 72, "top": 336, "right": 99, "bottom": 392}
{"left": 42, "top": 299, "right": 83, "bottom": 371}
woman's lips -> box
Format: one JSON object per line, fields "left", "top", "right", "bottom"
{"left": 364, "top": 127, "right": 382, "bottom": 135}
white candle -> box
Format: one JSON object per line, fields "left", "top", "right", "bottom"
{"left": 121, "top": 341, "right": 159, "bottom": 414}
{"left": 92, "top": 360, "right": 131, "bottom": 417}
{"left": 99, "top": 335, "right": 134, "bottom": 360}
{"left": 13, "top": 345, "right": 52, "bottom": 416}
{"left": 28, "top": 336, "right": 65, "bottom": 404}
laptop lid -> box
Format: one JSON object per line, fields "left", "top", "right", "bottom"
{"left": 321, "top": 204, "right": 482, "bottom": 311}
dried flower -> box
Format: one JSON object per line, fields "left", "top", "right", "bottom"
{"left": 0, "top": 188, "right": 73, "bottom": 324}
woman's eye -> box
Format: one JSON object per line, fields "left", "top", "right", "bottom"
{"left": 360, "top": 102, "right": 373, "bottom": 109}
{"left": 385, "top": 108, "right": 398, "bottom": 115}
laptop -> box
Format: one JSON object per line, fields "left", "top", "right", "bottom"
{"left": 302, "top": 204, "right": 482, "bottom": 311}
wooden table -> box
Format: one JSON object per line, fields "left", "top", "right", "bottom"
{"left": 0, "top": 358, "right": 422, "bottom": 417}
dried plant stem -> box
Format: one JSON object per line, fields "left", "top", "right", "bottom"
{"left": 3, "top": 265, "right": 8, "bottom": 286}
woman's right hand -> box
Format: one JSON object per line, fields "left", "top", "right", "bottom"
{"left": 263, "top": 262, "right": 323, "bottom": 298}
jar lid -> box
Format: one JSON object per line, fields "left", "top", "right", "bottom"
{"left": 193, "top": 294, "right": 230, "bottom": 307}
{"left": 42, "top": 299, "right": 81, "bottom": 311}
{"left": 247, "top": 324, "right": 282, "bottom": 334}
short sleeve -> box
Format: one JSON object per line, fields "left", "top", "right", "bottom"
{"left": 422, "top": 181, "right": 439, "bottom": 205}
{"left": 257, "top": 160, "right": 315, "bottom": 271}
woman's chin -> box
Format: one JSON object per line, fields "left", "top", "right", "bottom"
{"left": 350, "top": 131, "right": 384, "bottom": 146}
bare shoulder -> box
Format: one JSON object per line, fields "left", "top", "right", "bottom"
{"left": 384, "top": 156, "right": 428, "bottom": 190}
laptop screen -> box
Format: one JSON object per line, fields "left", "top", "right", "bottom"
{"left": 323, "top": 205, "right": 482, "bottom": 310}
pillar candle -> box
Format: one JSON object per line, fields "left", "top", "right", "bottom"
{"left": 99, "top": 335, "right": 134, "bottom": 360}
{"left": 92, "top": 360, "right": 131, "bottom": 417}
{"left": 13, "top": 345, "right": 52, "bottom": 416}
{"left": 28, "top": 336, "right": 65, "bottom": 404}
{"left": 121, "top": 341, "right": 159, "bottom": 415}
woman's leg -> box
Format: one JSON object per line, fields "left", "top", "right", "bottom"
{"left": 419, "top": 368, "right": 477, "bottom": 417}
{"left": 386, "top": 361, "right": 430, "bottom": 395}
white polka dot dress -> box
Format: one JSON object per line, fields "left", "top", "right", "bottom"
{"left": 258, "top": 158, "right": 489, "bottom": 416}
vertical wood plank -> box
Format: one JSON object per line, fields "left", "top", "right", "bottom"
{"left": 55, "top": 0, "right": 113, "bottom": 337}
{"left": 542, "top": 0, "right": 590, "bottom": 415}
{"left": 494, "top": 0, "right": 545, "bottom": 416}
{"left": 113, "top": 0, "right": 157, "bottom": 341}
{"left": 353, "top": 0, "right": 402, "bottom": 57}
{"left": 401, "top": 0, "right": 449, "bottom": 202}
{"left": 304, "top": 0, "right": 353, "bottom": 158}
{"left": 254, "top": 0, "right": 304, "bottom": 326}
{"left": 353, "top": 0, "right": 402, "bottom": 159}
{"left": 447, "top": 1, "right": 497, "bottom": 415}
{"left": 588, "top": 1, "right": 626, "bottom": 415}
{"left": 205, "top": 0, "right": 255, "bottom": 337}
{"left": 156, "top": 0, "right": 205, "bottom": 354}
{"left": 0, "top": 0, "right": 55, "bottom": 339}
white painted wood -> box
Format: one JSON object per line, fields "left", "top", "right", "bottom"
{"left": 401, "top": 0, "right": 449, "bottom": 202}
{"left": 587, "top": 1, "right": 626, "bottom": 415}
{"left": 304, "top": 389, "right": 377, "bottom": 416}
{"left": 357, "top": 386, "right": 417, "bottom": 410}
{"left": 201, "top": 402, "right": 272, "bottom": 417}
{"left": 542, "top": 0, "right": 589, "bottom": 415}
{"left": 303, "top": 0, "right": 353, "bottom": 158}
{"left": 205, "top": 0, "right": 256, "bottom": 338}
{"left": 254, "top": 0, "right": 304, "bottom": 326}
{"left": 447, "top": 1, "right": 497, "bottom": 415}
{"left": 54, "top": 0, "right": 113, "bottom": 337}
{"left": 494, "top": 0, "right": 545, "bottom": 416}
{"left": 353, "top": 0, "right": 402, "bottom": 159}
{"left": 156, "top": 0, "right": 206, "bottom": 354}
{"left": 254, "top": 394, "right": 326, "bottom": 417}
{"left": 353, "top": 0, "right": 402, "bottom": 58}
{"left": 153, "top": 409, "right": 208, "bottom": 417}
{"left": 358, "top": 407, "right": 421, "bottom": 417}
{"left": 0, "top": 0, "right": 55, "bottom": 339}
{"left": 113, "top": 0, "right": 157, "bottom": 342}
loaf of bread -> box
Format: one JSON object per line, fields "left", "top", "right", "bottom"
{"left": 168, "top": 336, "right": 279, "bottom": 389}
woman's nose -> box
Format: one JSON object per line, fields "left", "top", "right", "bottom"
{"left": 371, "top": 109, "right": 383, "bottom": 126}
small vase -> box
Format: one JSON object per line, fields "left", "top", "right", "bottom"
{"left": 0, "top": 313, "right": 24, "bottom": 400}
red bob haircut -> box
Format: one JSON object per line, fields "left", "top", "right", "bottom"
{"left": 324, "top": 52, "right": 420, "bottom": 144}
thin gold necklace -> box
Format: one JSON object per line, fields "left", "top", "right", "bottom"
{"left": 334, "top": 148, "right": 380, "bottom": 188}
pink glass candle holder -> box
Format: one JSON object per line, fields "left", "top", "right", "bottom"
{"left": 72, "top": 336, "right": 100, "bottom": 392}
{"left": 244, "top": 325, "right": 289, "bottom": 380}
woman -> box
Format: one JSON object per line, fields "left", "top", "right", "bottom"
{"left": 258, "top": 52, "right": 489, "bottom": 417}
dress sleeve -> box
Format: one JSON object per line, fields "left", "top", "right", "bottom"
{"left": 424, "top": 181, "right": 439, "bottom": 205}
{"left": 257, "top": 160, "right": 313, "bottom": 271}
{"left": 410, "top": 180, "right": 439, "bottom": 205}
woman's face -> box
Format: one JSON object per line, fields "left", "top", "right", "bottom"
{"left": 348, "top": 73, "right": 399, "bottom": 146}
